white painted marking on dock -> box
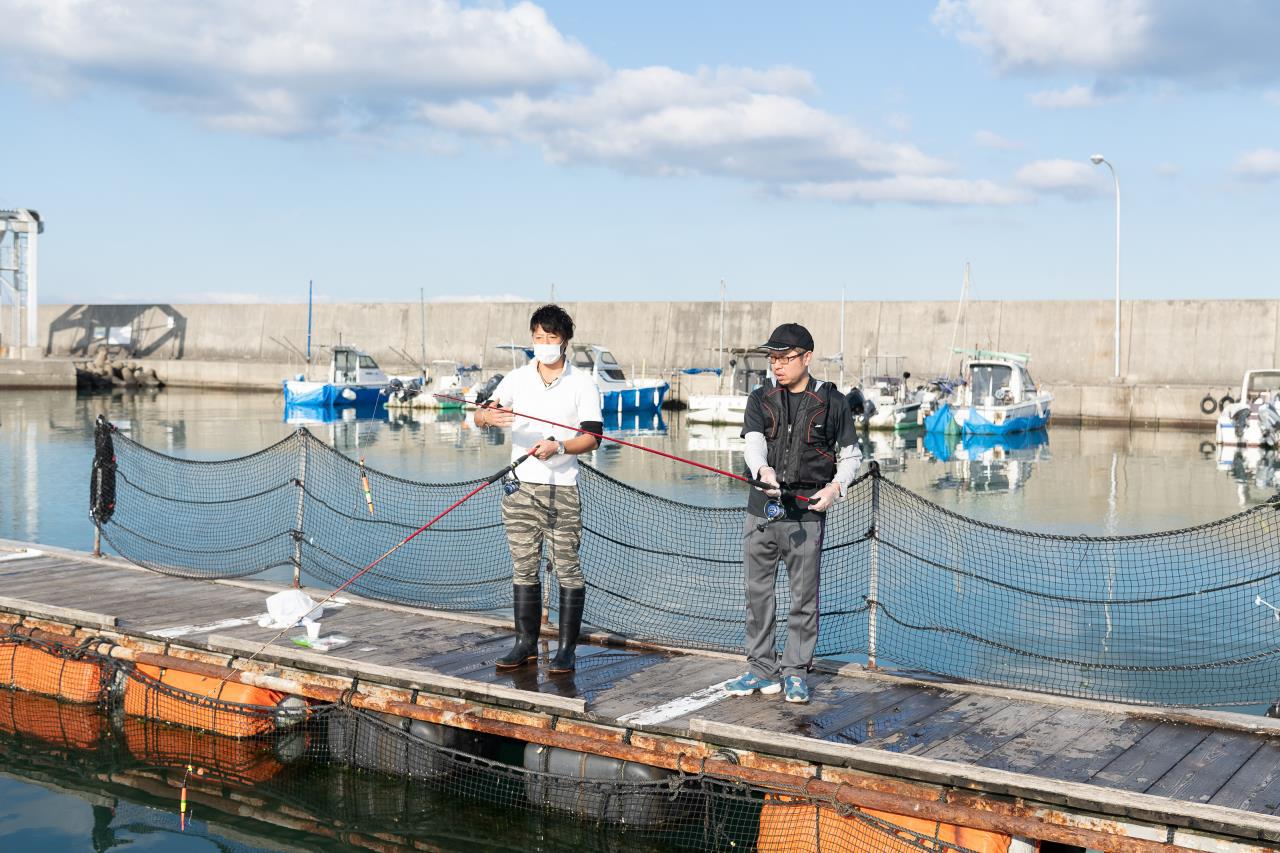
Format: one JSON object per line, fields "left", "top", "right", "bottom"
{"left": 0, "top": 548, "right": 43, "bottom": 562}
{"left": 618, "top": 681, "right": 733, "bottom": 726}
{"left": 149, "top": 614, "right": 269, "bottom": 639}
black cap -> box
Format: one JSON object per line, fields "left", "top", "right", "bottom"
{"left": 761, "top": 323, "right": 814, "bottom": 352}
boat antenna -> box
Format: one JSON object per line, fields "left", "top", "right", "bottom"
{"left": 306, "top": 279, "right": 313, "bottom": 381}
{"left": 433, "top": 393, "right": 811, "bottom": 503}
{"left": 419, "top": 286, "right": 427, "bottom": 377}
{"left": 945, "top": 263, "right": 970, "bottom": 379}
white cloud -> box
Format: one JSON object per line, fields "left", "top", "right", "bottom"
{"left": 1030, "top": 84, "right": 1117, "bottom": 109}
{"left": 886, "top": 112, "right": 912, "bottom": 134}
{"left": 1014, "top": 159, "right": 1107, "bottom": 197}
{"left": 421, "top": 66, "right": 952, "bottom": 185}
{"left": 785, "top": 176, "right": 1029, "bottom": 206}
{"left": 1234, "top": 148, "right": 1280, "bottom": 180}
{"left": 973, "top": 129, "right": 1021, "bottom": 150}
{"left": 1266, "top": 90, "right": 1280, "bottom": 106}
{"left": 0, "top": 0, "right": 604, "bottom": 135}
{"left": 935, "top": 0, "right": 1280, "bottom": 87}
{"left": 934, "top": 0, "right": 1150, "bottom": 74}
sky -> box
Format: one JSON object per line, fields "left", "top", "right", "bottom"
{"left": 1, "top": 0, "right": 1278, "bottom": 305}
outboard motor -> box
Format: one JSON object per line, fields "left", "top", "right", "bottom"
{"left": 1233, "top": 405, "right": 1251, "bottom": 439}
{"left": 383, "top": 377, "right": 405, "bottom": 401}
{"left": 474, "top": 373, "right": 504, "bottom": 406}
{"left": 1259, "top": 403, "right": 1280, "bottom": 447}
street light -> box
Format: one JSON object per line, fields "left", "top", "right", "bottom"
{"left": 1090, "top": 154, "right": 1120, "bottom": 379}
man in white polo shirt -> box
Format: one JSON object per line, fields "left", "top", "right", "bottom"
{"left": 474, "top": 305, "right": 603, "bottom": 673}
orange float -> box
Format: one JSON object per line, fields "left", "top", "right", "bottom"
{"left": 124, "top": 663, "right": 301, "bottom": 739}
{"left": 758, "top": 797, "right": 1013, "bottom": 853}
{"left": 0, "top": 638, "right": 108, "bottom": 703}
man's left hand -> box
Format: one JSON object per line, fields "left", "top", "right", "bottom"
{"left": 807, "top": 483, "right": 841, "bottom": 512}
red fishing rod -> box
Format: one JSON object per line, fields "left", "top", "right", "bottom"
{"left": 435, "top": 392, "right": 812, "bottom": 507}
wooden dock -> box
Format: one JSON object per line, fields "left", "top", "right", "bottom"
{"left": 3, "top": 537, "right": 1280, "bottom": 851}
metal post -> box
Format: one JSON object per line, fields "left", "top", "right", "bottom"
{"left": 1090, "top": 155, "right": 1120, "bottom": 378}
{"left": 717, "top": 279, "right": 725, "bottom": 394}
{"left": 419, "top": 286, "right": 427, "bottom": 374}
{"left": 292, "top": 435, "right": 309, "bottom": 588}
{"left": 867, "top": 461, "right": 880, "bottom": 670}
{"left": 93, "top": 525, "right": 102, "bottom": 558}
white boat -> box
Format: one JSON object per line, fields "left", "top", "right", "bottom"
{"left": 686, "top": 348, "right": 770, "bottom": 425}
{"left": 927, "top": 349, "right": 1052, "bottom": 436}
{"left": 282, "top": 346, "right": 389, "bottom": 408}
{"left": 857, "top": 355, "right": 924, "bottom": 431}
{"left": 571, "top": 344, "right": 668, "bottom": 413}
{"left": 1216, "top": 369, "right": 1280, "bottom": 448}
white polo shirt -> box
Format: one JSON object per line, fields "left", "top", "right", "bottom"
{"left": 489, "top": 361, "right": 603, "bottom": 486}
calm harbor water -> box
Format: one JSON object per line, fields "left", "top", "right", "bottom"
{"left": 0, "top": 386, "right": 1275, "bottom": 851}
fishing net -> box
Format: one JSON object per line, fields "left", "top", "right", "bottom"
{"left": 0, "top": 633, "right": 996, "bottom": 852}
{"left": 92, "top": 418, "right": 1280, "bottom": 707}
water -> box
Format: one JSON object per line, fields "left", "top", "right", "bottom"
{"left": 0, "top": 387, "right": 1275, "bottom": 851}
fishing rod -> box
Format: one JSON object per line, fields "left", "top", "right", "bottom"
{"left": 225, "top": 451, "right": 532, "bottom": 677}
{"left": 435, "top": 392, "right": 814, "bottom": 531}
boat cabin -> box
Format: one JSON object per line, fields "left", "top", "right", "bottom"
{"left": 572, "top": 344, "right": 628, "bottom": 385}
{"left": 725, "top": 348, "right": 769, "bottom": 395}
{"left": 330, "top": 346, "right": 388, "bottom": 387}
{"left": 964, "top": 359, "right": 1038, "bottom": 407}
{"left": 1241, "top": 370, "right": 1280, "bottom": 408}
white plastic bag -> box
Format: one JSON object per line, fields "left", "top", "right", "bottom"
{"left": 257, "top": 589, "right": 324, "bottom": 631}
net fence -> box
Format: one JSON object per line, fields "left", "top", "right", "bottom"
{"left": 92, "top": 417, "right": 1280, "bottom": 707}
{"left": 0, "top": 633, "right": 994, "bottom": 853}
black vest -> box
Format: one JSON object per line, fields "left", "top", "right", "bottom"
{"left": 747, "top": 379, "right": 844, "bottom": 520}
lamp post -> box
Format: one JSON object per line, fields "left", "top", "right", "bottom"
{"left": 1090, "top": 154, "right": 1120, "bottom": 379}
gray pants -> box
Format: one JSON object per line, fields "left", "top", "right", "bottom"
{"left": 501, "top": 483, "right": 584, "bottom": 589}
{"left": 743, "top": 515, "right": 825, "bottom": 681}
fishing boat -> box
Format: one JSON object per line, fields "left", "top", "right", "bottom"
{"left": 283, "top": 346, "right": 389, "bottom": 408}
{"left": 571, "top": 344, "right": 668, "bottom": 413}
{"left": 926, "top": 349, "right": 1052, "bottom": 435}
{"left": 685, "top": 348, "right": 770, "bottom": 425}
{"left": 857, "top": 355, "right": 926, "bottom": 431}
{"left": 1216, "top": 369, "right": 1280, "bottom": 448}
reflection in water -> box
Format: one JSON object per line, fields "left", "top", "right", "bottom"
{"left": 924, "top": 429, "right": 1051, "bottom": 496}
{"left": 1215, "top": 444, "right": 1280, "bottom": 507}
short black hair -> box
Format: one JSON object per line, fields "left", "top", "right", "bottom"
{"left": 530, "top": 304, "right": 575, "bottom": 342}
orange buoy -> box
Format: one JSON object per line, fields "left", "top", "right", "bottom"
{"left": 758, "top": 797, "right": 1012, "bottom": 853}
{"left": 124, "top": 663, "right": 304, "bottom": 739}
{"left": 0, "top": 639, "right": 109, "bottom": 703}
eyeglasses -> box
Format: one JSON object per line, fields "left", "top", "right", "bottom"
{"left": 767, "top": 351, "right": 807, "bottom": 366}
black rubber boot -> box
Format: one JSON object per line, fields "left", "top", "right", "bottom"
{"left": 496, "top": 583, "right": 542, "bottom": 669}
{"left": 548, "top": 586, "right": 585, "bottom": 674}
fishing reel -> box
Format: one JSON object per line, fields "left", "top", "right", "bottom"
{"left": 502, "top": 475, "right": 521, "bottom": 496}
{"left": 755, "top": 499, "right": 787, "bottom": 532}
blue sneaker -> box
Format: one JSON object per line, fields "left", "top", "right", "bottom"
{"left": 724, "top": 672, "right": 782, "bottom": 696}
{"left": 784, "top": 676, "right": 810, "bottom": 704}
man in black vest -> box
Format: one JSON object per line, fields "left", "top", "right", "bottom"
{"left": 724, "top": 323, "right": 859, "bottom": 704}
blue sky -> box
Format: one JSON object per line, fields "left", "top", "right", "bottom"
{"left": 2, "top": 1, "right": 1277, "bottom": 305}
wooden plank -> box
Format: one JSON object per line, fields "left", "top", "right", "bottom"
{"left": 828, "top": 687, "right": 960, "bottom": 747}
{"left": 978, "top": 708, "right": 1122, "bottom": 775}
{"left": 1029, "top": 717, "right": 1157, "bottom": 784}
{"left": 1209, "top": 741, "right": 1280, "bottom": 813}
{"left": 0, "top": 595, "right": 117, "bottom": 628}
{"left": 1144, "top": 730, "right": 1265, "bottom": 804}
{"left": 919, "top": 701, "right": 1060, "bottom": 765}
{"left": 1089, "top": 723, "right": 1210, "bottom": 793}
{"left": 591, "top": 655, "right": 743, "bottom": 722}
{"left": 206, "top": 633, "right": 587, "bottom": 715}
{"left": 881, "top": 694, "right": 1011, "bottom": 755}
{"left": 690, "top": 718, "right": 1280, "bottom": 838}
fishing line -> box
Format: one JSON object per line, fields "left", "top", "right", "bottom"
{"left": 433, "top": 393, "right": 812, "bottom": 504}
{"left": 219, "top": 452, "right": 532, "bottom": 684}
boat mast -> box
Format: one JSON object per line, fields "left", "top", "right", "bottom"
{"left": 945, "top": 263, "right": 970, "bottom": 379}
{"left": 306, "top": 280, "right": 313, "bottom": 382}
{"left": 839, "top": 286, "right": 846, "bottom": 388}
{"left": 419, "top": 287, "right": 427, "bottom": 376}
{"left": 718, "top": 279, "right": 725, "bottom": 394}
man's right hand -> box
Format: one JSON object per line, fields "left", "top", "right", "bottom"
{"left": 478, "top": 404, "right": 514, "bottom": 428}
{"left": 756, "top": 466, "right": 782, "bottom": 497}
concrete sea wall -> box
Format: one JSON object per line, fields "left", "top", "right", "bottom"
{"left": 22, "top": 299, "right": 1277, "bottom": 425}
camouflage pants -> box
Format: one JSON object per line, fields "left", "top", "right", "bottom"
{"left": 501, "top": 483, "right": 584, "bottom": 589}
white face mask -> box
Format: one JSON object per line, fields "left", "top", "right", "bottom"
{"left": 533, "top": 343, "right": 563, "bottom": 365}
